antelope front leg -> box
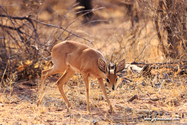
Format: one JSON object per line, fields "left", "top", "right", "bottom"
{"left": 97, "top": 78, "right": 114, "bottom": 113}
{"left": 83, "top": 76, "right": 90, "bottom": 112}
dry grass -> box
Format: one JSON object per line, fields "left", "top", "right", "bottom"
{"left": 0, "top": 0, "right": 187, "bottom": 124}
{"left": 0, "top": 73, "right": 187, "bottom": 124}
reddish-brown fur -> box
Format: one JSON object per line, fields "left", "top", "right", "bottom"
{"left": 37, "top": 40, "right": 125, "bottom": 113}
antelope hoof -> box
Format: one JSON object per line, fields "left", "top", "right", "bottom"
{"left": 87, "top": 109, "right": 91, "bottom": 114}
{"left": 87, "top": 107, "right": 91, "bottom": 113}
{"left": 67, "top": 106, "right": 72, "bottom": 113}
{"left": 108, "top": 109, "right": 114, "bottom": 114}
{"left": 67, "top": 108, "right": 70, "bottom": 113}
{"left": 37, "top": 100, "right": 41, "bottom": 106}
{"left": 108, "top": 106, "right": 114, "bottom": 114}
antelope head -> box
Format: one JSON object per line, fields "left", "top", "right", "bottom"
{"left": 98, "top": 58, "right": 126, "bottom": 90}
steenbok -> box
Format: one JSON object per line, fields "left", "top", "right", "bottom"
{"left": 37, "top": 40, "right": 125, "bottom": 113}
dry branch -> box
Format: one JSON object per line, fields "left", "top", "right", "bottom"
{"left": 31, "top": 18, "right": 92, "bottom": 44}
{"left": 0, "top": 3, "right": 94, "bottom": 83}
{"left": 134, "top": 24, "right": 162, "bottom": 62}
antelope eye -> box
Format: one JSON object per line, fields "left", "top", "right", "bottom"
{"left": 116, "top": 78, "right": 118, "bottom": 82}
{"left": 106, "top": 78, "right": 110, "bottom": 83}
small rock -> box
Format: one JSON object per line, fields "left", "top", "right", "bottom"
{"left": 141, "top": 81, "right": 146, "bottom": 86}
{"left": 92, "top": 119, "right": 98, "bottom": 125}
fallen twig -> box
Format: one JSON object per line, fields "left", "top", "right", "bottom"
{"left": 127, "top": 95, "right": 138, "bottom": 102}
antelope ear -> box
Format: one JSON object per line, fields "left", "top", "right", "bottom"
{"left": 98, "top": 58, "right": 107, "bottom": 73}
{"left": 116, "top": 59, "right": 125, "bottom": 73}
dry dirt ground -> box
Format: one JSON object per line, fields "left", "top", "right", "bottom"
{"left": 0, "top": 71, "right": 187, "bottom": 124}
{"left": 0, "top": 0, "right": 187, "bottom": 124}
